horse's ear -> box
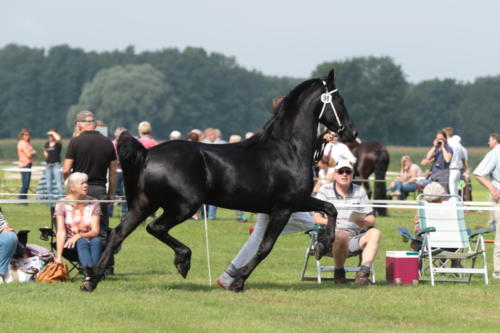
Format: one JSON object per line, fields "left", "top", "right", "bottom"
{"left": 327, "top": 69, "right": 336, "bottom": 83}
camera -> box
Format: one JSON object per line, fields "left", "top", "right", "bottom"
{"left": 436, "top": 141, "right": 442, "bottom": 147}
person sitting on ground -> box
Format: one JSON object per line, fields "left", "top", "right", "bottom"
{"left": 55, "top": 172, "right": 102, "bottom": 275}
{"left": 313, "top": 159, "right": 381, "bottom": 285}
{"left": 387, "top": 155, "right": 423, "bottom": 200}
{"left": 137, "top": 121, "right": 158, "bottom": 148}
{"left": 0, "top": 209, "right": 18, "bottom": 283}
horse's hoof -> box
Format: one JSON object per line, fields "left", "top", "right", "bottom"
{"left": 228, "top": 279, "right": 245, "bottom": 293}
{"left": 176, "top": 262, "right": 190, "bottom": 278}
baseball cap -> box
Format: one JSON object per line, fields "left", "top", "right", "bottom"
{"left": 334, "top": 159, "right": 354, "bottom": 172}
{"left": 170, "top": 130, "right": 181, "bottom": 139}
{"left": 75, "top": 110, "right": 96, "bottom": 123}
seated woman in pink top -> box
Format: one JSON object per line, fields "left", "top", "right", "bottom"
{"left": 137, "top": 121, "right": 158, "bottom": 149}
{"left": 17, "top": 128, "right": 37, "bottom": 201}
{"left": 55, "top": 172, "right": 102, "bottom": 272}
{"left": 387, "top": 155, "right": 423, "bottom": 200}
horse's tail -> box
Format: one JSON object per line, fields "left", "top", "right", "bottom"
{"left": 117, "top": 131, "right": 147, "bottom": 207}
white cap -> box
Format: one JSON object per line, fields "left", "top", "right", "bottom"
{"left": 169, "top": 130, "right": 181, "bottom": 139}
{"left": 334, "top": 159, "right": 354, "bottom": 172}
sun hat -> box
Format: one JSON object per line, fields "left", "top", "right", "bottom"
{"left": 333, "top": 159, "right": 354, "bottom": 172}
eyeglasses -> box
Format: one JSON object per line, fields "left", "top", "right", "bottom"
{"left": 337, "top": 168, "right": 352, "bottom": 175}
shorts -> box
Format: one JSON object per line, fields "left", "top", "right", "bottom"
{"left": 337, "top": 229, "right": 367, "bottom": 255}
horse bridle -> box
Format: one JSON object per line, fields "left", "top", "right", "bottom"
{"left": 313, "top": 80, "right": 345, "bottom": 163}
{"left": 318, "top": 80, "right": 344, "bottom": 134}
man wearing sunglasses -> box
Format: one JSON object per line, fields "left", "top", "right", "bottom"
{"left": 313, "top": 159, "right": 381, "bottom": 285}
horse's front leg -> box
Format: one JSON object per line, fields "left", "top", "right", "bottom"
{"left": 228, "top": 209, "right": 292, "bottom": 293}
{"left": 81, "top": 206, "right": 153, "bottom": 292}
{"left": 297, "top": 196, "right": 338, "bottom": 259}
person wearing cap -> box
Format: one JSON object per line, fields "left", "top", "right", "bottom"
{"left": 313, "top": 159, "right": 380, "bottom": 285}
{"left": 63, "top": 110, "right": 117, "bottom": 274}
{"left": 137, "top": 121, "right": 158, "bottom": 148}
{"left": 474, "top": 133, "right": 500, "bottom": 278}
{"left": 169, "top": 130, "right": 181, "bottom": 141}
{"left": 44, "top": 129, "right": 64, "bottom": 202}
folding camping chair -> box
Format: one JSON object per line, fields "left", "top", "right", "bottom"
{"left": 416, "top": 193, "right": 489, "bottom": 286}
{"left": 300, "top": 226, "right": 376, "bottom": 283}
{"left": 39, "top": 207, "right": 83, "bottom": 281}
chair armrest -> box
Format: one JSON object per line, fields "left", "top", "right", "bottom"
{"left": 304, "top": 225, "right": 324, "bottom": 234}
{"left": 417, "top": 226, "right": 436, "bottom": 237}
{"left": 469, "top": 228, "right": 491, "bottom": 239}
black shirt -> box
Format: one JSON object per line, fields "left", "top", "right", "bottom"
{"left": 66, "top": 131, "right": 116, "bottom": 186}
{"left": 45, "top": 142, "right": 62, "bottom": 164}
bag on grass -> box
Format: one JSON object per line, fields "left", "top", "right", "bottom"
{"left": 36, "top": 262, "right": 69, "bottom": 282}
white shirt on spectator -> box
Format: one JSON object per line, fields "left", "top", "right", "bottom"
{"left": 323, "top": 142, "right": 357, "bottom": 165}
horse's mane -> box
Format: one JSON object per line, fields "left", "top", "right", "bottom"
{"left": 256, "top": 78, "right": 320, "bottom": 143}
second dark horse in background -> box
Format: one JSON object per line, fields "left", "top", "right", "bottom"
{"left": 82, "top": 70, "right": 357, "bottom": 293}
{"left": 344, "top": 140, "right": 390, "bottom": 216}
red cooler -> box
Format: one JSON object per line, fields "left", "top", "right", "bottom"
{"left": 386, "top": 251, "right": 419, "bottom": 285}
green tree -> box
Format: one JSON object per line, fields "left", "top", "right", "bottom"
{"left": 67, "top": 64, "right": 176, "bottom": 138}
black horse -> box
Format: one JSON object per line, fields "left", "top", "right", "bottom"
{"left": 344, "top": 139, "right": 390, "bottom": 216}
{"left": 83, "top": 70, "right": 357, "bottom": 292}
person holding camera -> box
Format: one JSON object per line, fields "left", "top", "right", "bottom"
{"left": 421, "top": 130, "right": 453, "bottom": 192}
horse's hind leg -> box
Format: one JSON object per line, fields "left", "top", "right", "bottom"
{"left": 82, "top": 204, "right": 156, "bottom": 292}
{"left": 146, "top": 202, "right": 197, "bottom": 278}
{"left": 228, "top": 209, "right": 291, "bottom": 292}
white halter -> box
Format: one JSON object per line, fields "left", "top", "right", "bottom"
{"left": 318, "top": 80, "right": 344, "bottom": 133}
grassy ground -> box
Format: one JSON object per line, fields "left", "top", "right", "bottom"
{"left": 1, "top": 145, "right": 497, "bottom": 332}
{"left": 1, "top": 193, "right": 499, "bottom": 332}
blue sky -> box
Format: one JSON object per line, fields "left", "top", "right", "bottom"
{"left": 2, "top": 0, "right": 499, "bottom": 82}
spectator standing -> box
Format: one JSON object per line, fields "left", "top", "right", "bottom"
{"left": 0, "top": 209, "right": 18, "bottom": 283}
{"left": 63, "top": 110, "right": 117, "bottom": 274}
{"left": 421, "top": 130, "right": 453, "bottom": 192}
{"left": 110, "top": 127, "right": 128, "bottom": 217}
{"left": 44, "top": 129, "right": 64, "bottom": 202}
{"left": 323, "top": 131, "right": 357, "bottom": 165}
{"left": 202, "top": 128, "right": 219, "bottom": 219}
{"left": 474, "top": 133, "right": 500, "bottom": 279}
{"left": 229, "top": 134, "right": 248, "bottom": 222}
{"left": 169, "top": 131, "right": 181, "bottom": 141}
{"left": 137, "top": 121, "right": 158, "bottom": 148}
{"left": 443, "top": 127, "right": 468, "bottom": 197}
{"left": 17, "top": 128, "right": 37, "bottom": 202}
{"left": 313, "top": 159, "right": 381, "bottom": 285}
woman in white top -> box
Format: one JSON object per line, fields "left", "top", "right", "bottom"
{"left": 313, "top": 156, "right": 336, "bottom": 192}
{"left": 388, "top": 155, "right": 423, "bottom": 200}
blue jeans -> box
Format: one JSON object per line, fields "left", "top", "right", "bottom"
{"left": 45, "top": 163, "right": 63, "bottom": 201}
{"left": 19, "top": 164, "right": 32, "bottom": 200}
{"left": 388, "top": 181, "right": 417, "bottom": 200}
{"left": 76, "top": 237, "right": 102, "bottom": 267}
{"left": 208, "top": 205, "right": 217, "bottom": 220}
{"left": 0, "top": 232, "right": 18, "bottom": 275}
{"left": 108, "top": 172, "right": 127, "bottom": 217}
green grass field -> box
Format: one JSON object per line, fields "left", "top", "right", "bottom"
{"left": 1, "top": 145, "right": 498, "bottom": 332}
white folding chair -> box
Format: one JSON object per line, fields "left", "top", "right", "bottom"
{"left": 417, "top": 194, "right": 489, "bottom": 286}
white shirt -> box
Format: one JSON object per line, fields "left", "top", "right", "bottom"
{"left": 448, "top": 140, "right": 466, "bottom": 169}
{"left": 474, "top": 145, "right": 500, "bottom": 190}
{"left": 323, "top": 141, "right": 357, "bottom": 164}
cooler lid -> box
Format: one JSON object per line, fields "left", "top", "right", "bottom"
{"left": 386, "top": 251, "right": 419, "bottom": 258}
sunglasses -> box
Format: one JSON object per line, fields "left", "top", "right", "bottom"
{"left": 337, "top": 168, "right": 352, "bottom": 175}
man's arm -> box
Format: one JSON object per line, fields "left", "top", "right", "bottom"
{"left": 475, "top": 175, "right": 500, "bottom": 203}
{"left": 62, "top": 158, "right": 73, "bottom": 180}
{"left": 107, "top": 160, "right": 117, "bottom": 199}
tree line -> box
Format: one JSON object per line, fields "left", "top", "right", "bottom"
{"left": 0, "top": 43, "right": 497, "bottom": 146}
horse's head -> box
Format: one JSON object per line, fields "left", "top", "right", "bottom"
{"left": 317, "top": 69, "right": 358, "bottom": 142}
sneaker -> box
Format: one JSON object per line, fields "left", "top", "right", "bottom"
{"left": 354, "top": 269, "right": 371, "bottom": 285}
{"left": 334, "top": 268, "right": 346, "bottom": 284}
